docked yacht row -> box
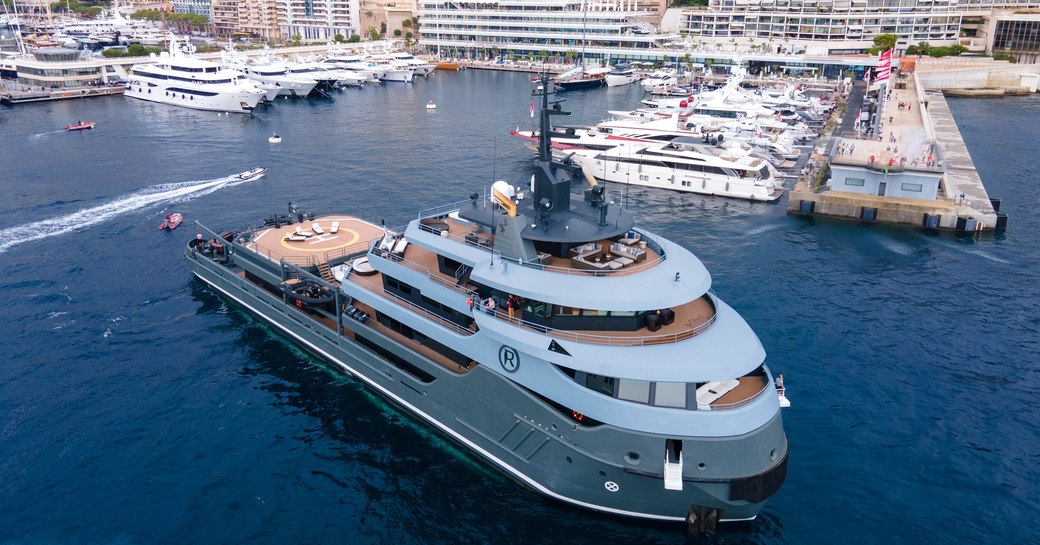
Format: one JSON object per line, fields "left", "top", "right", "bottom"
{"left": 512, "top": 65, "right": 830, "bottom": 203}
{"left": 125, "top": 39, "right": 435, "bottom": 114}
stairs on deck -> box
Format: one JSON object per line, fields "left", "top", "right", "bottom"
{"left": 318, "top": 262, "right": 334, "bottom": 283}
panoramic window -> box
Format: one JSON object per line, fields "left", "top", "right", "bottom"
{"left": 901, "top": 182, "right": 923, "bottom": 192}
{"left": 844, "top": 177, "right": 866, "bottom": 187}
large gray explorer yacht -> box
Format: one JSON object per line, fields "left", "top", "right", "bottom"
{"left": 185, "top": 77, "right": 788, "bottom": 530}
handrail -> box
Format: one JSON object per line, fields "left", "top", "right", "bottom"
{"left": 478, "top": 292, "right": 718, "bottom": 347}
{"left": 418, "top": 220, "right": 670, "bottom": 277}
{"left": 707, "top": 382, "right": 771, "bottom": 411}
{"left": 348, "top": 273, "right": 475, "bottom": 337}
{"left": 370, "top": 246, "right": 479, "bottom": 298}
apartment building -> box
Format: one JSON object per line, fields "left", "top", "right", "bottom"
{"left": 172, "top": 0, "right": 214, "bottom": 19}
{"left": 416, "top": 0, "right": 676, "bottom": 61}
{"left": 672, "top": 0, "right": 1040, "bottom": 55}
{"left": 280, "top": 0, "right": 361, "bottom": 42}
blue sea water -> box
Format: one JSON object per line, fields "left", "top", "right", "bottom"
{"left": 0, "top": 72, "right": 1037, "bottom": 545}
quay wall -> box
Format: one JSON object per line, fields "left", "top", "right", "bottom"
{"left": 916, "top": 60, "right": 1040, "bottom": 91}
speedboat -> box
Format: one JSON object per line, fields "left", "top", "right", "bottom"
{"left": 234, "top": 167, "right": 267, "bottom": 180}
{"left": 426, "top": 100, "right": 436, "bottom": 110}
{"left": 65, "top": 121, "right": 96, "bottom": 131}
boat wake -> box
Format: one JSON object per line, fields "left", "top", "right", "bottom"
{"left": 0, "top": 173, "right": 258, "bottom": 254}
{"left": 28, "top": 130, "right": 66, "bottom": 140}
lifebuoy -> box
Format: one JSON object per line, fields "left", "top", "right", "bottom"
{"left": 295, "top": 299, "right": 303, "bottom": 309}
{"left": 572, "top": 410, "right": 584, "bottom": 422}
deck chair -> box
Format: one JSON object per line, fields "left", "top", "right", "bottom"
{"left": 312, "top": 222, "right": 324, "bottom": 235}
{"left": 330, "top": 221, "right": 340, "bottom": 234}
{"left": 295, "top": 226, "right": 313, "bottom": 237}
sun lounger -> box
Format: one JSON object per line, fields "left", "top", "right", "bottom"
{"left": 330, "top": 221, "right": 340, "bottom": 234}
{"left": 695, "top": 380, "right": 741, "bottom": 410}
{"left": 294, "top": 226, "right": 313, "bottom": 238}
{"left": 392, "top": 237, "right": 409, "bottom": 256}
{"left": 285, "top": 234, "right": 308, "bottom": 242}
{"left": 312, "top": 222, "right": 324, "bottom": 235}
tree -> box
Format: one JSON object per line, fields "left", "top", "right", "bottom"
{"left": 348, "top": 35, "right": 361, "bottom": 43}
{"left": 402, "top": 19, "right": 412, "bottom": 28}
{"left": 393, "top": 29, "right": 402, "bottom": 37}
{"left": 334, "top": 33, "right": 345, "bottom": 43}
{"left": 367, "top": 27, "right": 379, "bottom": 41}
{"left": 869, "top": 33, "right": 898, "bottom": 55}
{"left": 290, "top": 34, "right": 302, "bottom": 46}
{"left": 380, "top": 22, "right": 387, "bottom": 37}
{"left": 404, "top": 31, "right": 413, "bottom": 41}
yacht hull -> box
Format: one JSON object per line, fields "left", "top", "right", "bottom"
{"left": 605, "top": 73, "right": 639, "bottom": 87}
{"left": 125, "top": 83, "right": 262, "bottom": 113}
{"left": 185, "top": 240, "right": 787, "bottom": 523}
{"left": 573, "top": 154, "right": 784, "bottom": 202}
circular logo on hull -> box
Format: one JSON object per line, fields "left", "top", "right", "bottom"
{"left": 604, "top": 481, "right": 620, "bottom": 493}
{"left": 498, "top": 345, "right": 520, "bottom": 373}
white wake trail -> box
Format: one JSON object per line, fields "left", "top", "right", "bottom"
{"left": 0, "top": 175, "right": 254, "bottom": 254}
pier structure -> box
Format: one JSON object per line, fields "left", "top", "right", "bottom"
{"left": 788, "top": 68, "right": 1005, "bottom": 232}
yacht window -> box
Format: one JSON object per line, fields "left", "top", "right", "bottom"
{"left": 844, "top": 177, "right": 865, "bottom": 187}
{"left": 586, "top": 374, "right": 615, "bottom": 397}
{"left": 655, "top": 382, "right": 687, "bottom": 408}
{"left": 901, "top": 182, "right": 923, "bottom": 192}
{"left": 555, "top": 305, "right": 580, "bottom": 316}
{"left": 609, "top": 310, "right": 637, "bottom": 317}
{"left": 618, "top": 379, "right": 651, "bottom": 403}
{"left": 759, "top": 166, "right": 771, "bottom": 180}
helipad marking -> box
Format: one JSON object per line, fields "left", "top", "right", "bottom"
{"left": 280, "top": 228, "right": 361, "bottom": 251}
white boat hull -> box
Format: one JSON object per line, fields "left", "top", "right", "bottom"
{"left": 380, "top": 69, "right": 414, "bottom": 83}
{"left": 605, "top": 73, "right": 639, "bottom": 87}
{"left": 126, "top": 79, "right": 264, "bottom": 113}
{"left": 572, "top": 154, "right": 783, "bottom": 202}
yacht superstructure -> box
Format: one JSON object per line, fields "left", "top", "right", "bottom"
{"left": 126, "top": 40, "right": 266, "bottom": 113}
{"left": 185, "top": 75, "right": 788, "bottom": 529}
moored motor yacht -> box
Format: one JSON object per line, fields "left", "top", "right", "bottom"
{"left": 604, "top": 64, "right": 640, "bottom": 87}
{"left": 125, "top": 38, "right": 267, "bottom": 113}
{"left": 568, "top": 137, "right": 785, "bottom": 202}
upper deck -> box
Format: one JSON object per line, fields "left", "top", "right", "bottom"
{"left": 242, "top": 215, "right": 383, "bottom": 266}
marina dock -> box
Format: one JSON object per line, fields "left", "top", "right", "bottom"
{"left": 1, "top": 85, "right": 124, "bottom": 105}
{"left": 787, "top": 70, "right": 1005, "bottom": 231}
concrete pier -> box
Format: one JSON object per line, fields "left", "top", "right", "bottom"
{"left": 787, "top": 67, "right": 1003, "bottom": 231}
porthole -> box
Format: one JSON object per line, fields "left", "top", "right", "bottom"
{"left": 769, "top": 448, "right": 778, "bottom": 462}
{"left": 565, "top": 456, "right": 572, "bottom": 464}
{"left": 624, "top": 451, "right": 641, "bottom": 465}
{"left": 697, "top": 462, "right": 707, "bottom": 470}
{"left": 598, "top": 470, "right": 606, "bottom": 477}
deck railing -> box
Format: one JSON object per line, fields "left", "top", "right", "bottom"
{"left": 478, "top": 291, "right": 718, "bottom": 347}
{"left": 371, "top": 245, "right": 479, "bottom": 298}
{"left": 348, "top": 273, "right": 475, "bottom": 337}
{"left": 707, "top": 381, "right": 772, "bottom": 411}
{"left": 417, "top": 217, "right": 669, "bottom": 277}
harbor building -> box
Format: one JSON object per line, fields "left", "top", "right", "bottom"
{"left": 666, "top": 0, "right": 1040, "bottom": 57}
{"left": 789, "top": 64, "right": 1006, "bottom": 231}
{"left": 211, "top": 0, "right": 280, "bottom": 41}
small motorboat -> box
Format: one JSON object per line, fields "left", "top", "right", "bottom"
{"left": 426, "top": 100, "right": 437, "bottom": 110}
{"left": 159, "top": 212, "right": 183, "bottom": 230}
{"left": 279, "top": 279, "right": 335, "bottom": 309}
{"left": 234, "top": 167, "right": 267, "bottom": 181}
{"left": 65, "top": 121, "right": 96, "bottom": 131}
{"left": 268, "top": 133, "right": 282, "bottom": 143}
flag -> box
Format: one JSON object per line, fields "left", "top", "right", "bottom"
{"left": 530, "top": 101, "right": 535, "bottom": 118}
{"left": 874, "top": 49, "right": 891, "bottom": 84}
{"left": 776, "top": 111, "right": 782, "bottom": 122}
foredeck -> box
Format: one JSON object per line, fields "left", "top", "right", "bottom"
{"left": 244, "top": 215, "right": 383, "bottom": 266}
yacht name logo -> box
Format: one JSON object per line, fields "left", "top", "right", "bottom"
{"left": 498, "top": 345, "right": 520, "bottom": 373}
